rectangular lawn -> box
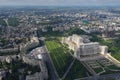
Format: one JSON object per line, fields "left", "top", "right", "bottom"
{"left": 65, "top": 60, "right": 91, "bottom": 80}
{"left": 45, "top": 39, "right": 74, "bottom": 78}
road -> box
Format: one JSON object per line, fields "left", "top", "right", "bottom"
{"left": 62, "top": 59, "right": 75, "bottom": 80}
{"left": 41, "top": 46, "right": 59, "bottom": 80}
{"left": 4, "top": 19, "right": 11, "bottom": 37}
{"left": 4, "top": 19, "right": 9, "bottom": 26}
{"left": 76, "top": 73, "right": 120, "bottom": 80}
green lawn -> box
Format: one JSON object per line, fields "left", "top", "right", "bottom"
{"left": 65, "top": 60, "right": 91, "bottom": 80}
{"left": 101, "top": 69, "right": 120, "bottom": 75}
{"left": 93, "top": 68, "right": 104, "bottom": 73}
{"left": 96, "top": 59, "right": 120, "bottom": 74}
{"left": 0, "top": 18, "right": 7, "bottom": 26}
{"left": 107, "top": 65, "right": 120, "bottom": 70}
{"left": 111, "top": 53, "right": 120, "bottom": 61}
{"left": 45, "top": 38, "right": 73, "bottom": 78}
{"left": 8, "top": 17, "right": 19, "bottom": 27}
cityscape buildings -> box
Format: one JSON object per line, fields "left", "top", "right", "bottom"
{"left": 0, "top": 5, "right": 120, "bottom": 80}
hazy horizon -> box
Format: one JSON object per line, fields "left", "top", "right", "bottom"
{"left": 0, "top": 0, "right": 120, "bottom": 6}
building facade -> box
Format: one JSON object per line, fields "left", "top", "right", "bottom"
{"left": 62, "top": 34, "right": 108, "bottom": 60}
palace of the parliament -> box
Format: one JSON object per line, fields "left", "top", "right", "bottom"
{"left": 62, "top": 34, "right": 108, "bottom": 61}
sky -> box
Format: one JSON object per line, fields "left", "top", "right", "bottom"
{"left": 0, "top": 0, "right": 120, "bottom": 6}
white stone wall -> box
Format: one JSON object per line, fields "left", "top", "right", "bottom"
{"left": 99, "top": 46, "right": 108, "bottom": 55}
{"left": 79, "top": 42, "right": 100, "bottom": 56}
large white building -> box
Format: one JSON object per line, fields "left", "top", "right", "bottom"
{"left": 62, "top": 34, "right": 108, "bottom": 60}
{"left": 77, "top": 42, "right": 100, "bottom": 56}
{"left": 62, "top": 34, "right": 83, "bottom": 50}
